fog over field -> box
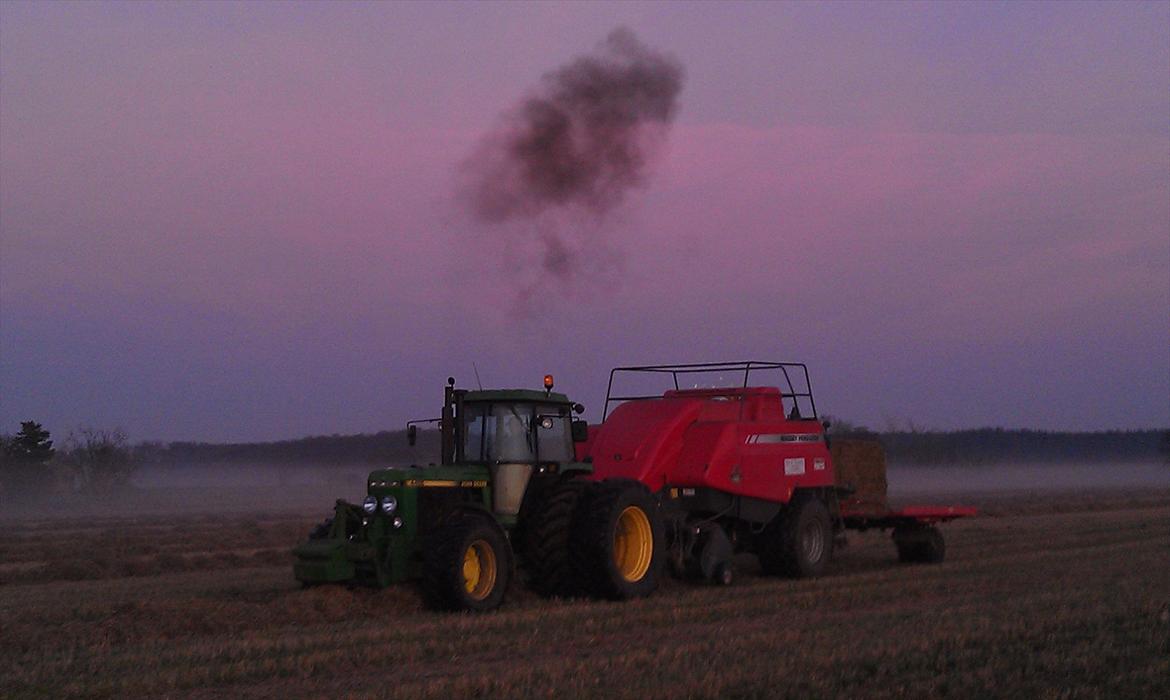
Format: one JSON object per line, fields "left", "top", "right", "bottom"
{"left": 888, "top": 462, "right": 1170, "bottom": 498}
{"left": 59, "top": 461, "right": 1170, "bottom": 517}
{"left": 122, "top": 464, "right": 369, "bottom": 516}
{"left": 2, "top": 460, "right": 1164, "bottom": 522}
{"left": 132, "top": 463, "right": 370, "bottom": 492}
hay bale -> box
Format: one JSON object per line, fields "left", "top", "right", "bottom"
{"left": 831, "top": 439, "right": 887, "bottom": 514}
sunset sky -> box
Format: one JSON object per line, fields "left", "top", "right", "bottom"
{"left": 2, "top": 1, "right": 1167, "bottom": 442}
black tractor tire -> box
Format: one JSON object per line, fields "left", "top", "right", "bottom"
{"left": 523, "top": 479, "right": 588, "bottom": 598}
{"left": 894, "top": 525, "right": 945, "bottom": 564}
{"left": 570, "top": 479, "right": 665, "bottom": 600}
{"left": 758, "top": 494, "right": 832, "bottom": 578}
{"left": 308, "top": 517, "right": 334, "bottom": 540}
{"left": 422, "top": 511, "right": 513, "bottom": 612}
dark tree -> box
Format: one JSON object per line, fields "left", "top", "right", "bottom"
{"left": 65, "top": 428, "right": 137, "bottom": 491}
{"left": 9, "top": 421, "right": 55, "bottom": 462}
{"left": 0, "top": 421, "right": 56, "bottom": 495}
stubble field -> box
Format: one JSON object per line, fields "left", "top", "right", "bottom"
{"left": 2, "top": 474, "right": 1168, "bottom": 699}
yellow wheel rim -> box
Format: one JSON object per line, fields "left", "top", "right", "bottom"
{"left": 614, "top": 506, "right": 653, "bottom": 582}
{"left": 462, "top": 539, "right": 497, "bottom": 601}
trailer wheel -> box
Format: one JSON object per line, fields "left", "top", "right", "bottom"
{"left": 759, "top": 495, "right": 831, "bottom": 578}
{"left": 894, "top": 525, "right": 945, "bottom": 564}
{"left": 571, "top": 479, "right": 664, "bottom": 600}
{"left": 523, "top": 479, "right": 588, "bottom": 598}
{"left": 422, "top": 511, "right": 513, "bottom": 612}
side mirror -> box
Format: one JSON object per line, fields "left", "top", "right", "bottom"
{"left": 572, "top": 403, "right": 585, "bottom": 415}
{"left": 821, "top": 420, "right": 832, "bottom": 431}
{"left": 407, "top": 424, "right": 417, "bottom": 446}
{"left": 571, "top": 419, "right": 588, "bottom": 443}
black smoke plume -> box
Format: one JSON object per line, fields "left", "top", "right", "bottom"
{"left": 461, "top": 28, "right": 684, "bottom": 283}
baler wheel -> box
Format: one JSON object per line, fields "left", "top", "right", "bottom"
{"left": 523, "top": 479, "right": 588, "bottom": 598}
{"left": 759, "top": 495, "right": 831, "bottom": 578}
{"left": 570, "top": 479, "right": 664, "bottom": 600}
{"left": 422, "top": 511, "right": 513, "bottom": 612}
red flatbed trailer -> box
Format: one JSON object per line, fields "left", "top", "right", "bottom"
{"left": 848, "top": 505, "right": 979, "bottom": 526}
{"left": 577, "top": 362, "right": 975, "bottom": 580}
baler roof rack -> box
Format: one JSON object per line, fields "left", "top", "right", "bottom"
{"left": 603, "top": 361, "right": 818, "bottom": 421}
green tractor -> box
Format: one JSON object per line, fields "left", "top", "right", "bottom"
{"left": 292, "top": 376, "right": 663, "bottom": 611}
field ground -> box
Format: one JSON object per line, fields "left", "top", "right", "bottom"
{"left": 1, "top": 479, "right": 1168, "bottom": 698}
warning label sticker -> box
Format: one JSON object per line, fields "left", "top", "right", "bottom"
{"left": 784, "top": 458, "right": 806, "bottom": 475}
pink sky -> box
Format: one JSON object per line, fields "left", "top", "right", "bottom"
{"left": 1, "top": 1, "right": 1167, "bottom": 441}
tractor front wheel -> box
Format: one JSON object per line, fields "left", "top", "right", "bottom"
{"left": 571, "top": 479, "right": 664, "bottom": 600}
{"left": 422, "top": 511, "right": 513, "bottom": 612}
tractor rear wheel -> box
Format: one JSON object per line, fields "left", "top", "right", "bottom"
{"left": 570, "top": 479, "right": 664, "bottom": 600}
{"left": 422, "top": 511, "right": 513, "bottom": 612}
{"left": 523, "top": 479, "right": 588, "bottom": 598}
{"left": 759, "top": 495, "right": 832, "bottom": 578}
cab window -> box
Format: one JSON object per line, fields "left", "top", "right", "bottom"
{"left": 535, "top": 404, "right": 573, "bottom": 462}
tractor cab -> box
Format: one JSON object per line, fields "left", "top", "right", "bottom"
{"left": 461, "top": 397, "right": 574, "bottom": 464}
{"left": 453, "top": 388, "right": 586, "bottom": 515}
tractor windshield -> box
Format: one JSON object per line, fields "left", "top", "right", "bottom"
{"left": 461, "top": 402, "right": 573, "bottom": 463}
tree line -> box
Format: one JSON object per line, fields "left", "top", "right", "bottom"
{"left": 0, "top": 421, "right": 136, "bottom": 497}
{"left": 138, "top": 429, "right": 442, "bottom": 467}
{"left": 844, "top": 427, "right": 1169, "bottom": 466}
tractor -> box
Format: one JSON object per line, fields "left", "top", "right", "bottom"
{"left": 293, "top": 375, "right": 661, "bottom": 610}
